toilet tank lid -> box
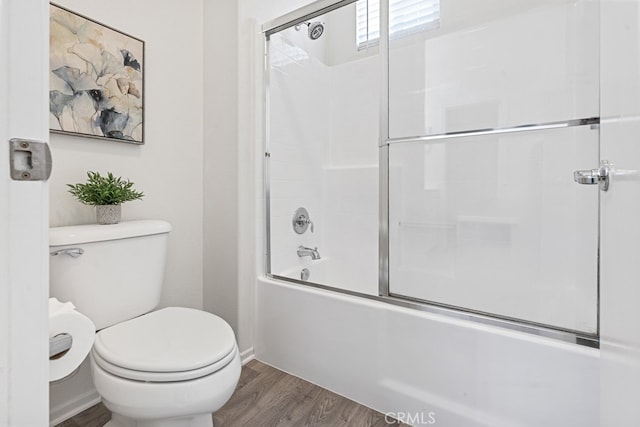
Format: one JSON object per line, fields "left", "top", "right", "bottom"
{"left": 50, "top": 220, "right": 172, "bottom": 246}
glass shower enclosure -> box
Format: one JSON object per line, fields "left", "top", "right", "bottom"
{"left": 264, "top": 0, "right": 600, "bottom": 345}
{"left": 265, "top": 0, "right": 380, "bottom": 296}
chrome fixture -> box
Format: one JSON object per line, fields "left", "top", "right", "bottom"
{"left": 295, "top": 21, "right": 325, "bottom": 40}
{"left": 297, "top": 245, "right": 321, "bottom": 260}
{"left": 574, "top": 160, "right": 613, "bottom": 191}
{"left": 292, "top": 207, "right": 314, "bottom": 234}
{"left": 386, "top": 117, "right": 600, "bottom": 146}
{"left": 301, "top": 268, "right": 311, "bottom": 281}
{"left": 50, "top": 247, "right": 84, "bottom": 257}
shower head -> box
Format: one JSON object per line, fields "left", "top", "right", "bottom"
{"left": 295, "top": 21, "right": 325, "bottom": 40}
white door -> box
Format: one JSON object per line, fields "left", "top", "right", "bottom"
{"left": 0, "top": 0, "right": 50, "bottom": 425}
{"left": 600, "top": 1, "right": 640, "bottom": 425}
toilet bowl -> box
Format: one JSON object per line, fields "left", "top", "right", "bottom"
{"left": 91, "top": 307, "right": 241, "bottom": 427}
{"left": 49, "top": 221, "right": 240, "bottom": 427}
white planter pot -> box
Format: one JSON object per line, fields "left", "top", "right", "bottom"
{"left": 96, "top": 204, "right": 121, "bottom": 225}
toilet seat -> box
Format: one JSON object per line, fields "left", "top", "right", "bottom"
{"left": 92, "top": 344, "right": 237, "bottom": 382}
{"left": 93, "top": 307, "right": 237, "bottom": 382}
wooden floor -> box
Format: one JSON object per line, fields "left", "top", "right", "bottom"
{"left": 56, "top": 360, "right": 405, "bottom": 427}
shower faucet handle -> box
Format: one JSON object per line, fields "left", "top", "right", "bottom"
{"left": 295, "top": 215, "right": 314, "bottom": 232}
{"left": 292, "top": 207, "right": 314, "bottom": 234}
{"left": 303, "top": 217, "right": 314, "bottom": 233}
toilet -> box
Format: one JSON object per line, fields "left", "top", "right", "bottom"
{"left": 49, "top": 220, "right": 241, "bottom": 427}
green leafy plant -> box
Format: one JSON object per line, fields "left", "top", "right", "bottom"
{"left": 67, "top": 171, "right": 144, "bottom": 206}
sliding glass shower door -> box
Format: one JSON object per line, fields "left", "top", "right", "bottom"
{"left": 264, "top": 0, "right": 601, "bottom": 339}
{"left": 265, "top": 1, "right": 380, "bottom": 295}
{"left": 386, "top": 0, "right": 600, "bottom": 334}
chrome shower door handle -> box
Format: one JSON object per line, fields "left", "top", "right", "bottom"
{"left": 574, "top": 160, "right": 613, "bottom": 191}
{"left": 573, "top": 169, "right": 599, "bottom": 185}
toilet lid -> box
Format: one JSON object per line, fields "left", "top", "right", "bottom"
{"left": 93, "top": 307, "right": 237, "bottom": 378}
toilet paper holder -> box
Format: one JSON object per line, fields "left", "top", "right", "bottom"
{"left": 50, "top": 333, "right": 73, "bottom": 359}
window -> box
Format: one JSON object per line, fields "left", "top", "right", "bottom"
{"left": 356, "top": 0, "right": 440, "bottom": 49}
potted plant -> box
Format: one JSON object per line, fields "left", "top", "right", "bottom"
{"left": 67, "top": 171, "right": 144, "bottom": 225}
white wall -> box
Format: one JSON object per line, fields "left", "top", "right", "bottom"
{"left": 202, "top": 0, "right": 257, "bottom": 358}
{"left": 49, "top": 0, "right": 204, "bottom": 309}
{"left": 49, "top": 0, "right": 204, "bottom": 422}
{"left": 202, "top": 0, "right": 239, "bottom": 345}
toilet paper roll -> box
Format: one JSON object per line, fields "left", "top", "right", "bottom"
{"left": 49, "top": 298, "right": 96, "bottom": 382}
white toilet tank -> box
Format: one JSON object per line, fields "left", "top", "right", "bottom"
{"left": 49, "top": 220, "right": 172, "bottom": 330}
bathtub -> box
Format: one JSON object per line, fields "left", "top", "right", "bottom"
{"left": 255, "top": 276, "right": 599, "bottom": 427}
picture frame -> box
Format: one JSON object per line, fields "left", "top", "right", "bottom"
{"left": 49, "top": 3, "right": 145, "bottom": 144}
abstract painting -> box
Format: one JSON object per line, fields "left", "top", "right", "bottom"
{"left": 49, "top": 4, "right": 144, "bottom": 144}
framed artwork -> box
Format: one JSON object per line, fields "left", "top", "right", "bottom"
{"left": 49, "top": 4, "right": 144, "bottom": 144}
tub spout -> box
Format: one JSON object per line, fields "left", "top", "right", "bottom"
{"left": 297, "top": 245, "right": 321, "bottom": 260}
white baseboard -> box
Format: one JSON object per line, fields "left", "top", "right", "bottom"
{"left": 240, "top": 347, "right": 255, "bottom": 365}
{"left": 49, "top": 390, "right": 101, "bottom": 427}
